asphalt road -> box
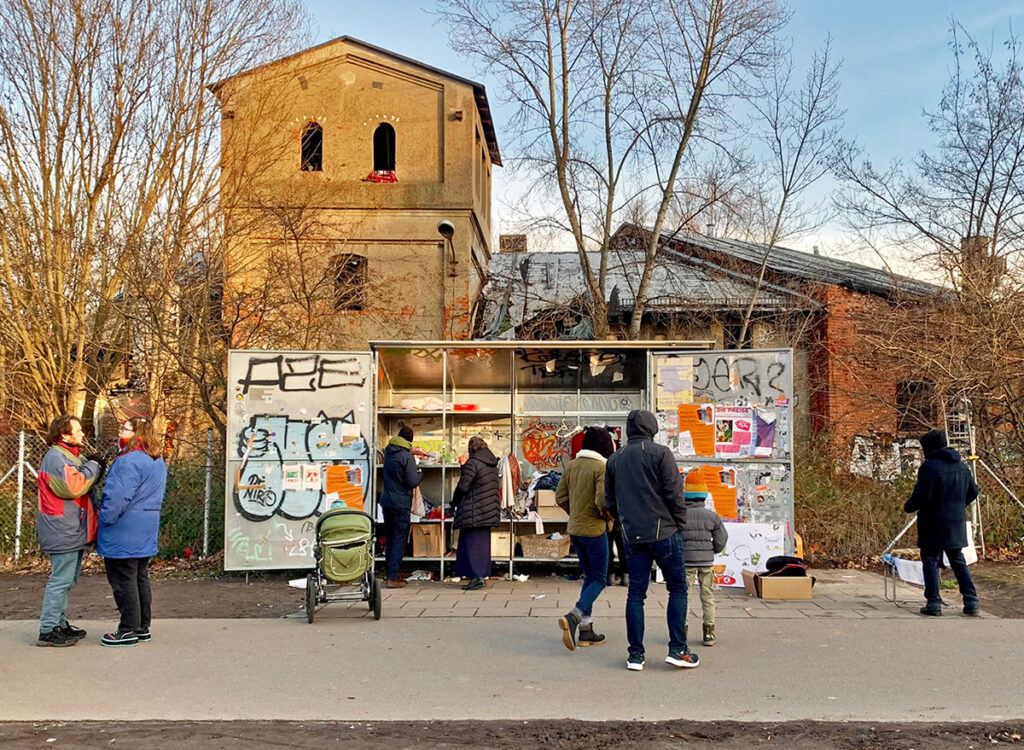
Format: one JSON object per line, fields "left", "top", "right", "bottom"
{"left": 2, "top": 614, "right": 1021, "bottom": 722}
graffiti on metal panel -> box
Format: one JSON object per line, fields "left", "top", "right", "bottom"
{"left": 691, "top": 355, "right": 787, "bottom": 404}
{"left": 234, "top": 409, "right": 370, "bottom": 522}
{"left": 520, "top": 419, "right": 571, "bottom": 470}
{"left": 236, "top": 354, "right": 366, "bottom": 394}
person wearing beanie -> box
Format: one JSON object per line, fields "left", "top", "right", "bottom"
{"left": 681, "top": 470, "right": 727, "bottom": 646}
{"left": 904, "top": 428, "right": 980, "bottom": 616}
{"left": 556, "top": 426, "right": 615, "bottom": 651}
{"left": 378, "top": 425, "right": 423, "bottom": 588}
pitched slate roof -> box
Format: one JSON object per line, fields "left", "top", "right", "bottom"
{"left": 479, "top": 247, "right": 816, "bottom": 336}
{"left": 641, "top": 225, "right": 947, "bottom": 299}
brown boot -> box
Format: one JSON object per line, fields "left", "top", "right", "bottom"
{"left": 386, "top": 579, "right": 407, "bottom": 588}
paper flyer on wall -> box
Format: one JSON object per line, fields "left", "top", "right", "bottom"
{"left": 753, "top": 408, "right": 777, "bottom": 457}
{"left": 715, "top": 405, "right": 754, "bottom": 457}
{"left": 677, "top": 403, "right": 715, "bottom": 456}
{"left": 655, "top": 357, "right": 694, "bottom": 410}
{"left": 711, "top": 522, "right": 786, "bottom": 587}
{"left": 282, "top": 465, "right": 302, "bottom": 491}
{"left": 324, "top": 464, "right": 364, "bottom": 510}
{"left": 302, "top": 464, "right": 322, "bottom": 491}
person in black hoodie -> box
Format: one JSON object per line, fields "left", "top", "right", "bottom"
{"left": 606, "top": 409, "right": 697, "bottom": 671}
{"left": 379, "top": 425, "right": 423, "bottom": 588}
{"left": 452, "top": 436, "right": 501, "bottom": 591}
{"left": 904, "top": 428, "right": 980, "bottom": 616}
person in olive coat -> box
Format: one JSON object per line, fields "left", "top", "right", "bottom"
{"left": 555, "top": 426, "right": 615, "bottom": 650}
{"left": 452, "top": 436, "right": 500, "bottom": 591}
{"left": 904, "top": 429, "right": 980, "bottom": 616}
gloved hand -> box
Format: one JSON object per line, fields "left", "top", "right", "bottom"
{"left": 86, "top": 454, "right": 108, "bottom": 476}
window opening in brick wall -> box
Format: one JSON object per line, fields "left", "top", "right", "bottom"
{"left": 723, "top": 319, "right": 752, "bottom": 349}
{"left": 300, "top": 121, "right": 323, "bottom": 171}
{"left": 897, "top": 380, "right": 937, "bottom": 433}
{"left": 373, "top": 123, "right": 396, "bottom": 171}
{"left": 331, "top": 254, "right": 367, "bottom": 311}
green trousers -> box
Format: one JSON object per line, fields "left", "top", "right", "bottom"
{"left": 688, "top": 566, "right": 716, "bottom": 626}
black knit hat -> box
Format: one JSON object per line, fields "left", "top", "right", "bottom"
{"left": 398, "top": 425, "right": 414, "bottom": 441}
{"left": 919, "top": 429, "right": 947, "bottom": 455}
{"left": 581, "top": 426, "right": 615, "bottom": 458}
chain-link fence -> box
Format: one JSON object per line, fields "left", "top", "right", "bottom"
{"left": 0, "top": 430, "right": 225, "bottom": 561}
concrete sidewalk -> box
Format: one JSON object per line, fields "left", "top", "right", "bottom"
{"left": 1, "top": 570, "right": 1019, "bottom": 723}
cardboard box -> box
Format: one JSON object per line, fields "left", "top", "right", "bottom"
{"left": 536, "top": 489, "right": 557, "bottom": 507}
{"left": 491, "top": 528, "right": 512, "bottom": 558}
{"left": 537, "top": 505, "right": 568, "bottom": 521}
{"left": 411, "top": 524, "right": 443, "bottom": 558}
{"left": 741, "top": 568, "right": 813, "bottom": 600}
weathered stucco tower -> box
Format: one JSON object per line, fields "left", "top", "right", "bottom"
{"left": 212, "top": 37, "right": 500, "bottom": 347}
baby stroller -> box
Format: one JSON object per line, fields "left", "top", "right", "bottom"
{"left": 305, "top": 508, "right": 382, "bottom": 622}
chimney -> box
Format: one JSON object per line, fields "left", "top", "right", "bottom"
{"left": 812, "top": 245, "right": 820, "bottom": 256}
{"left": 705, "top": 222, "right": 714, "bottom": 237}
{"left": 960, "top": 235, "right": 1005, "bottom": 287}
{"left": 499, "top": 234, "right": 527, "bottom": 253}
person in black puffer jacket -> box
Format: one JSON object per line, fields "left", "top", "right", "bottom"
{"left": 453, "top": 436, "right": 500, "bottom": 591}
{"left": 904, "top": 429, "right": 980, "bottom": 616}
{"left": 379, "top": 425, "right": 423, "bottom": 588}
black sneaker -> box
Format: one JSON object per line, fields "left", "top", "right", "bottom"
{"left": 919, "top": 606, "right": 942, "bottom": 617}
{"left": 37, "top": 627, "right": 77, "bottom": 647}
{"left": 558, "top": 611, "right": 581, "bottom": 651}
{"left": 665, "top": 649, "right": 700, "bottom": 668}
{"left": 461, "top": 577, "right": 484, "bottom": 591}
{"left": 135, "top": 627, "right": 152, "bottom": 642}
{"left": 578, "top": 624, "right": 605, "bottom": 647}
{"left": 626, "top": 653, "right": 645, "bottom": 671}
{"left": 59, "top": 622, "right": 87, "bottom": 641}
{"left": 101, "top": 630, "right": 139, "bottom": 647}
{"left": 963, "top": 605, "right": 980, "bottom": 617}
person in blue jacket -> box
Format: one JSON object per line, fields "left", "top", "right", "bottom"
{"left": 97, "top": 417, "right": 167, "bottom": 647}
{"left": 378, "top": 425, "right": 423, "bottom": 588}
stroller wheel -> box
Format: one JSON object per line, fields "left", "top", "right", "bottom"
{"left": 372, "top": 577, "right": 382, "bottom": 621}
{"left": 305, "top": 573, "right": 316, "bottom": 624}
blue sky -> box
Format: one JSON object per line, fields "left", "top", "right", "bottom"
{"left": 305, "top": 1, "right": 1024, "bottom": 260}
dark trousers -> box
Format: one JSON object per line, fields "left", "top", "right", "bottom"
{"left": 608, "top": 521, "right": 627, "bottom": 575}
{"left": 104, "top": 557, "right": 152, "bottom": 633}
{"left": 922, "top": 547, "right": 978, "bottom": 608}
{"left": 624, "top": 532, "right": 689, "bottom": 656}
{"left": 382, "top": 507, "right": 410, "bottom": 581}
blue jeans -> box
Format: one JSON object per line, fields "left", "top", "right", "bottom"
{"left": 922, "top": 547, "right": 978, "bottom": 609}
{"left": 571, "top": 533, "right": 608, "bottom": 617}
{"left": 39, "top": 549, "right": 84, "bottom": 632}
{"left": 624, "top": 532, "right": 689, "bottom": 656}
{"left": 382, "top": 507, "right": 410, "bottom": 581}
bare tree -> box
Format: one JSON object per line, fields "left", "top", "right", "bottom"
{"left": 439, "top": 0, "right": 786, "bottom": 340}
{"left": 0, "top": 0, "right": 308, "bottom": 435}
{"left": 835, "top": 21, "right": 1024, "bottom": 516}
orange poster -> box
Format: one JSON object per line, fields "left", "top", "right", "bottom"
{"left": 677, "top": 404, "right": 715, "bottom": 456}
{"left": 324, "top": 464, "right": 364, "bottom": 511}
{"left": 699, "top": 465, "right": 737, "bottom": 520}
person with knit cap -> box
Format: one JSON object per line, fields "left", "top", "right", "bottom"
{"left": 681, "top": 470, "right": 727, "bottom": 646}
{"left": 556, "top": 426, "right": 615, "bottom": 650}
{"left": 379, "top": 425, "right": 423, "bottom": 588}
{"left": 904, "top": 428, "right": 980, "bottom": 616}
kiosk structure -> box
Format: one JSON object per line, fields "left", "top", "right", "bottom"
{"left": 224, "top": 342, "right": 795, "bottom": 578}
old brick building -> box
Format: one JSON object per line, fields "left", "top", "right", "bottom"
{"left": 479, "top": 225, "right": 948, "bottom": 473}
{"left": 212, "top": 37, "right": 500, "bottom": 348}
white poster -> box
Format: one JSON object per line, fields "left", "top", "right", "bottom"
{"left": 712, "top": 522, "right": 786, "bottom": 587}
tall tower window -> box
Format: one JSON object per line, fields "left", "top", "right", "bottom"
{"left": 331, "top": 254, "right": 367, "bottom": 311}
{"left": 373, "top": 123, "right": 396, "bottom": 171}
{"left": 300, "top": 121, "right": 323, "bottom": 171}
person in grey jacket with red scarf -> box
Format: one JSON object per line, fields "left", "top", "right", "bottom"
{"left": 36, "top": 414, "right": 105, "bottom": 647}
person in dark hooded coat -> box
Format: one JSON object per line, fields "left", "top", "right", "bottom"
{"left": 379, "top": 425, "right": 423, "bottom": 588}
{"left": 904, "top": 429, "right": 980, "bottom": 616}
{"left": 452, "top": 436, "right": 500, "bottom": 591}
{"left": 606, "top": 409, "right": 697, "bottom": 671}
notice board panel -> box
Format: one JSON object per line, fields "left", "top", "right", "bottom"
{"left": 224, "top": 351, "right": 373, "bottom": 570}
{"left": 652, "top": 349, "right": 795, "bottom": 551}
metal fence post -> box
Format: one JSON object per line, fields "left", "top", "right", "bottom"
{"left": 15, "top": 430, "right": 26, "bottom": 561}
{"left": 203, "top": 427, "right": 212, "bottom": 558}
